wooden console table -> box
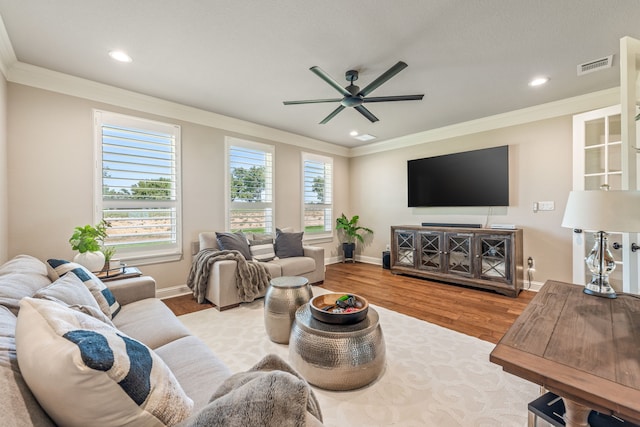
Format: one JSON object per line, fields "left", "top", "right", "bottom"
{"left": 490, "top": 280, "right": 640, "bottom": 427}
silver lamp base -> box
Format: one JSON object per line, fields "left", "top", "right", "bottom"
{"left": 584, "top": 276, "right": 617, "bottom": 299}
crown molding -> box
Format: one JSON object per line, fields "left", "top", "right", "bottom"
{"left": 349, "top": 87, "right": 620, "bottom": 157}
{"left": 0, "top": 15, "right": 620, "bottom": 159}
{"left": 5, "top": 61, "right": 350, "bottom": 157}
{"left": 0, "top": 15, "right": 16, "bottom": 79}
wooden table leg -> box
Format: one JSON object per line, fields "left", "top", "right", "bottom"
{"left": 562, "top": 398, "right": 591, "bottom": 427}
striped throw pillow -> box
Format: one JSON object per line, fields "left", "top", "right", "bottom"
{"left": 249, "top": 238, "right": 277, "bottom": 262}
{"left": 47, "top": 259, "right": 121, "bottom": 319}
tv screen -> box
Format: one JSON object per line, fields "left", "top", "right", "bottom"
{"left": 407, "top": 146, "right": 509, "bottom": 207}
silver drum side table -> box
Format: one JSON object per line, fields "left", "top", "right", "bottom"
{"left": 289, "top": 303, "right": 386, "bottom": 391}
{"left": 264, "top": 276, "right": 312, "bottom": 344}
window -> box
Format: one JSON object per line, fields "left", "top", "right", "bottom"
{"left": 94, "top": 110, "right": 181, "bottom": 263}
{"left": 302, "top": 153, "right": 333, "bottom": 239}
{"left": 226, "top": 138, "right": 274, "bottom": 233}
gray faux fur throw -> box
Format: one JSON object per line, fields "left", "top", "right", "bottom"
{"left": 187, "top": 249, "right": 271, "bottom": 304}
{"left": 187, "top": 354, "right": 322, "bottom": 427}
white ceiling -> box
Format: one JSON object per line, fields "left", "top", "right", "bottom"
{"left": 0, "top": 1, "right": 639, "bottom": 148}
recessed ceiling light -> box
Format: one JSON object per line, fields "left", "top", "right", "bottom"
{"left": 109, "top": 50, "right": 132, "bottom": 63}
{"left": 528, "top": 77, "right": 549, "bottom": 87}
{"left": 349, "top": 130, "right": 358, "bottom": 136}
{"left": 353, "top": 133, "right": 376, "bottom": 142}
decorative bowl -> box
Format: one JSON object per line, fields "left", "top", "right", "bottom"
{"left": 309, "top": 293, "right": 369, "bottom": 324}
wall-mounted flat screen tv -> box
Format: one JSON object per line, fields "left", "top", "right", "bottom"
{"left": 407, "top": 145, "right": 509, "bottom": 207}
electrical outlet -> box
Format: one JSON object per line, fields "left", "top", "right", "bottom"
{"left": 527, "top": 257, "right": 536, "bottom": 272}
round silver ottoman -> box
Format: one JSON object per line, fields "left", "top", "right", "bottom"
{"left": 264, "top": 276, "right": 312, "bottom": 344}
{"left": 289, "top": 303, "right": 386, "bottom": 391}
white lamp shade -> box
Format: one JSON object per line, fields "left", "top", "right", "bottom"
{"left": 561, "top": 190, "right": 640, "bottom": 232}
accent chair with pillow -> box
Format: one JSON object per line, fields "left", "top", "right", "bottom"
{"left": 197, "top": 229, "right": 325, "bottom": 310}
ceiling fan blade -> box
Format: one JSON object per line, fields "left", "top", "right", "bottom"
{"left": 363, "top": 94, "right": 424, "bottom": 103}
{"left": 283, "top": 98, "right": 342, "bottom": 105}
{"left": 319, "top": 105, "right": 345, "bottom": 124}
{"left": 310, "top": 66, "right": 351, "bottom": 97}
{"left": 358, "top": 61, "right": 408, "bottom": 97}
{"left": 354, "top": 105, "right": 379, "bottom": 123}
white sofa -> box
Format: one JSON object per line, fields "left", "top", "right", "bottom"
{"left": 0, "top": 254, "right": 324, "bottom": 426}
{"left": 198, "top": 231, "right": 325, "bottom": 310}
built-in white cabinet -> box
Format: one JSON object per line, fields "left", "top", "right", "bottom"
{"left": 572, "top": 106, "right": 625, "bottom": 291}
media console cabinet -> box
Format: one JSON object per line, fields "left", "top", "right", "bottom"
{"left": 390, "top": 225, "right": 523, "bottom": 297}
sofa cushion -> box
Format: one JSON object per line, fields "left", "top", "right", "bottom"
{"left": 215, "top": 232, "right": 251, "bottom": 260}
{"left": 271, "top": 256, "right": 316, "bottom": 277}
{"left": 0, "top": 255, "right": 52, "bottom": 315}
{"left": 33, "top": 271, "right": 114, "bottom": 326}
{"left": 0, "top": 305, "right": 55, "bottom": 427}
{"left": 274, "top": 229, "right": 304, "bottom": 258}
{"left": 47, "top": 259, "right": 121, "bottom": 319}
{"left": 249, "top": 238, "right": 276, "bottom": 262}
{"left": 112, "top": 298, "right": 192, "bottom": 350}
{"left": 16, "top": 297, "right": 193, "bottom": 427}
{"left": 154, "top": 336, "right": 231, "bottom": 413}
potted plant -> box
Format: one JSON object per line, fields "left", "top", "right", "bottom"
{"left": 69, "top": 220, "right": 111, "bottom": 272}
{"left": 335, "top": 213, "right": 373, "bottom": 262}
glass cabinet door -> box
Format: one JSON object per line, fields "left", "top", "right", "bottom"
{"left": 418, "top": 231, "right": 442, "bottom": 272}
{"left": 477, "top": 235, "right": 511, "bottom": 283}
{"left": 394, "top": 230, "right": 415, "bottom": 267}
{"left": 573, "top": 105, "right": 624, "bottom": 291}
{"left": 445, "top": 233, "right": 472, "bottom": 277}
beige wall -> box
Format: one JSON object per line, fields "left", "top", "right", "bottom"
{"left": 349, "top": 116, "right": 575, "bottom": 284}
{"left": 7, "top": 83, "right": 349, "bottom": 291}
{"left": 0, "top": 74, "right": 6, "bottom": 263}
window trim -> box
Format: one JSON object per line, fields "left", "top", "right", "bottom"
{"left": 225, "top": 137, "right": 275, "bottom": 233}
{"left": 301, "top": 152, "right": 333, "bottom": 242}
{"left": 94, "top": 110, "right": 182, "bottom": 265}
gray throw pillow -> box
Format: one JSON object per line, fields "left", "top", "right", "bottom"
{"left": 274, "top": 229, "right": 304, "bottom": 258}
{"left": 216, "top": 232, "right": 252, "bottom": 260}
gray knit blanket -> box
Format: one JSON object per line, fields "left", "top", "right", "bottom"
{"left": 187, "top": 249, "right": 271, "bottom": 304}
{"left": 187, "top": 354, "right": 322, "bottom": 427}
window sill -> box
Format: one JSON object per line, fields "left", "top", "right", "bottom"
{"left": 117, "top": 252, "right": 182, "bottom": 267}
{"left": 303, "top": 235, "right": 334, "bottom": 245}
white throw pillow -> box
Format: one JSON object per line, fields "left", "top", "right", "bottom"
{"left": 16, "top": 298, "right": 193, "bottom": 427}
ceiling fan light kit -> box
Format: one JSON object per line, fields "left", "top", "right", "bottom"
{"left": 284, "top": 61, "right": 424, "bottom": 124}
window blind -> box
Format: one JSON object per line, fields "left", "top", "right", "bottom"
{"left": 303, "top": 154, "right": 333, "bottom": 237}
{"left": 227, "top": 140, "right": 274, "bottom": 233}
{"left": 96, "top": 111, "right": 181, "bottom": 262}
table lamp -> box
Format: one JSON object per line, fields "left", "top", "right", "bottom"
{"left": 561, "top": 189, "right": 640, "bottom": 298}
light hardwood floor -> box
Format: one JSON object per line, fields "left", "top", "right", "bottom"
{"left": 163, "top": 262, "right": 535, "bottom": 344}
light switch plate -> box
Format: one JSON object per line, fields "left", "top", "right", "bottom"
{"left": 538, "top": 201, "right": 555, "bottom": 211}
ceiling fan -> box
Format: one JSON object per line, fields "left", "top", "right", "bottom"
{"left": 283, "top": 61, "right": 424, "bottom": 124}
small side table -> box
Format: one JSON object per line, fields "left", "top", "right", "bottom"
{"left": 264, "top": 276, "right": 312, "bottom": 344}
{"left": 289, "top": 303, "right": 386, "bottom": 390}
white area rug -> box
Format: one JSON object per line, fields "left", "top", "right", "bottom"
{"left": 178, "top": 289, "right": 538, "bottom": 427}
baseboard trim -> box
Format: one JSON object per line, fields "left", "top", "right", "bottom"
{"left": 157, "top": 284, "right": 191, "bottom": 300}
{"left": 156, "top": 260, "right": 543, "bottom": 299}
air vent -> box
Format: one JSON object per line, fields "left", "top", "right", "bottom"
{"left": 577, "top": 55, "right": 613, "bottom": 76}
